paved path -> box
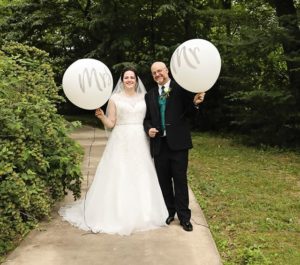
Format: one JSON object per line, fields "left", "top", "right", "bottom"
{"left": 3, "top": 125, "right": 222, "bottom": 265}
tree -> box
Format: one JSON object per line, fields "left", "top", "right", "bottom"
{"left": 1, "top": 0, "right": 299, "bottom": 146}
{"left": 270, "top": 0, "right": 300, "bottom": 106}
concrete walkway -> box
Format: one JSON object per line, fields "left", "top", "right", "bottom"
{"left": 3, "top": 125, "right": 222, "bottom": 265}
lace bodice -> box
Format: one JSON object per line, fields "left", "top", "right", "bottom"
{"left": 110, "top": 93, "right": 146, "bottom": 125}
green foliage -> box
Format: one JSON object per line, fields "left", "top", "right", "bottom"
{"left": 0, "top": 42, "right": 83, "bottom": 259}
{"left": 0, "top": 0, "right": 299, "bottom": 146}
{"left": 239, "top": 244, "right": 271, "bottom": 265}
{"left": 192, "top": 4, "right": 300, "bottom": 147}
{"left": 0, "top": 0, "right": 96, "bottom": 81}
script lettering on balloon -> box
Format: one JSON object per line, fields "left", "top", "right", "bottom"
{"left": 63, "top": 59, "right": 113, "bottom": 110}
{"left": 98, "top": 68, "right": 113, "bottom": 90}
{"left": 78, "top": 68, "right": 112, "bottom": 93}
{"left": 171, "top": 46, "right": 201, "bottom": 74}
{"left": 170, "top": 39, "right": 221, "bottom": 93}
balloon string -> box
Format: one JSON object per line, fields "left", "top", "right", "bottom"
{"left": 83, "top": 126, "right": 97, "bottom": 233}
{"left": 191, "top": 217, "right": 210, "bottom": 229}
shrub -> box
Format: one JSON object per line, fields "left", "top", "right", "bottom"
{"left": 0, "top": 42, "right": 83, "bottom": 259}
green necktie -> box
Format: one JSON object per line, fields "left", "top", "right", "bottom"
{"left": 159, "top": 86, "right": 166, "bottom": 131}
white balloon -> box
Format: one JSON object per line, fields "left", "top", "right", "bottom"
{"left": 62, "top": 59, "right": 113, "bottom": 110}
{"left": 170, "top": 39, "right": 221, "bottom": 93}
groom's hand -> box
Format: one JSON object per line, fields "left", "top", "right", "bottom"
{"left": 193, "top": 92, "right": 205, "bottom": 105}
{"left": 148, "top": 128, "right": 159, "bottom": 138}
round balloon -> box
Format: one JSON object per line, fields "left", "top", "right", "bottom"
{"left": 170, "top": 39, "right": 221, "bottom": 93}
{"left": 62, "top": 59, "right": 113, "bottom": 110}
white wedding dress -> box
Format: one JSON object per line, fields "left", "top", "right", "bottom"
{"left": 59, "top": 93, "right": 168, "bottom": 235}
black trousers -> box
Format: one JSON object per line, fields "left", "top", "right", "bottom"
{"left": 154, "top": 137, "right": 191, "bottom": 222}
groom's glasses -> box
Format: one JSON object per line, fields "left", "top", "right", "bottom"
{"left": 152, "top": 67, "right": 167, "bottom": 76}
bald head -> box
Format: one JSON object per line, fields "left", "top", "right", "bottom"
{"left": 151, "top": 61, "right": 166, "bottom": 71}
{"left": 151, "top": 61, "right": 170, "bottom": 86}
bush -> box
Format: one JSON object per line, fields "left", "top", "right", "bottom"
{"left": 0, "top": 42, "right": 83, "bottom": 259}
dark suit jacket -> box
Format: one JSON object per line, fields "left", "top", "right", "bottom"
{"left": 144, "top": 80, "right": 196, "bottom": 156}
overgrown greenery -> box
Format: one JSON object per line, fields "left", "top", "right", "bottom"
{"left": 0, "top": 42, "right": 83, "bottom": 260}
{"left": 189, "top": 132, "right": 300, "bottom": 264}
{"left": 0, "top": 0, "right": 299, "bottom": 147}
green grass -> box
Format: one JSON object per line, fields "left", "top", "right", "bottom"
{"left": 188, "top": 132, "right": 300, "bottom": 265}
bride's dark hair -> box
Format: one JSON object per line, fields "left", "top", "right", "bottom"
{"left": 120, "top": 66, "right": 138, "bottom": 81}
{"left": 112, "top": 66, "right": 146, "bottom": 95}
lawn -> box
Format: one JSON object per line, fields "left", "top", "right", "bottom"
{"left": 188, "top": 133, "right": 300, "bottom": 265}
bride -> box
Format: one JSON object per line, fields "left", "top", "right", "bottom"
{"left": 59, "top": 67, "right": 168, "bottom": 235}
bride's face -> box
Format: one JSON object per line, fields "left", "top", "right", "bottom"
{"left": 123, "top": 71, "right": 137, "bottom": 90}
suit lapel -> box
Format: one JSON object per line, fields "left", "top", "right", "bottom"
{"left": 165, "top": 80, "right": 175, "bottom": 110}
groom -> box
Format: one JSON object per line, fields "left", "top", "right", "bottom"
{"left": 144, "top": 61, "right": 205, "bottom": 232}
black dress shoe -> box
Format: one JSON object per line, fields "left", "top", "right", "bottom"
{"left": 180, "top": 221, "right": 193, "bottom": 231}
{"left": 166, "top": 216, "right": 175, "bottom": 225}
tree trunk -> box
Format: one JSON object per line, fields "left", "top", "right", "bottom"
{"left": 150, "top": 0, "right": 156, "bottom": 59}
{"left": 221, "top": 0, "right": 231, "bottom": 9}
{"left": 272, "top": 0, "right": 300, "bottom": 105}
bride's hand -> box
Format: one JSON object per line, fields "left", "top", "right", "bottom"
{"left": 95, "top": 108, "right": 104, "bottom": 119}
